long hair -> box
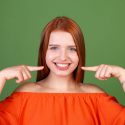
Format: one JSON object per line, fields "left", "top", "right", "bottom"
{"left": 36, "top": 16, "right": 85, "bottom": 83}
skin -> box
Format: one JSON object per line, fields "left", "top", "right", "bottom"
{"left": 0, "top": 65, "right": 44, "bottom": 93}
{"left": 42, "top": 31, "right": 79, "bottom": 92}
{"left": 0, "top": 31, "right": 125, "bottom": 93}
{"left": 81, "top": 64, "right": 125, "bottom": 92}
{"left": 46, "top": 31, "right": 79, "bottom": 77}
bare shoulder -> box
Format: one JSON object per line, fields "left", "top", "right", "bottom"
{"left": 80, "top": 83, "right": 105, "bottom": 93}
{"left": 15, "top": 82, "right": 43, "bottom": 92}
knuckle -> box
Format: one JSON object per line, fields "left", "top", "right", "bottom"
{"left": 20, "top": 64, "right": 26, "bottom": 68}
{"left": 24, "top": 77, "right": 30, "bottom": 81}
{"left": 17, "top": 71, "right": 22, "bottom": 75}
{"left": 95, "top": 74, "right": 98, "bottom": 78}
{"left": 19, "top": 79, "right": 23, "bottom": 82}
{"left": 104, "top": 74, "right": 108, "bottom": 77}
{"left": 105, "top": 65, "right": 108, "bottom": 68}
{"left": 29, "top": 75, "right": 32, "bottom": 78}
{"left": 99, "top": 74, "right": 103, "bottom": 77}
{"left": 24, "top": 78, "right": 28, "bottom": 81}
{"left": 100, "top": 64, "right": 105, "bottom": 67}
{"left": 17, "top": 79, "right": 22, "bottom": 83}
{"left": 109, "top": 66, "right": 112, "bottom": 70}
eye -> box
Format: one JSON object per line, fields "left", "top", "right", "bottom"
{"left": 49, "top": 46, "right": 58, "bottom": 50}
{"left": 69, "top": 48, "right": 77, "bottom": 51}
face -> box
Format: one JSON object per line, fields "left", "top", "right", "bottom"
{"left": 46, "top": 30, "right": 79, "bottom": 77}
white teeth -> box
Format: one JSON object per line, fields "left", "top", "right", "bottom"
{"left": 56, "top": 63, "right": 69, "bottom": 67}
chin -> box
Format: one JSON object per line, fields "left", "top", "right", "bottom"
{"left": 55, "top": 72, "right": 71, "bottom": 76}
{"left": 52, "top": 69, "right": 75, "bottom": 77}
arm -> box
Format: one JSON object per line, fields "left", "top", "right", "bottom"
{"left": 0, "top": 75, "right": 6, "bottom": 94}
{"left": 82, "top": 64, "right": 125, "bottom": 124}
{"left": 81, "top": 64, "right": 125, "bottom": 92}
{"left": 0, "top": 65, "right": 44, "bottom": 94}
{"left": 121, "top": 81, "right": 125, "bottom": 92}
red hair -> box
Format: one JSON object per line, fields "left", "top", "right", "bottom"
{"left": 36, "top": 16, "right": 85, "bottom": 83}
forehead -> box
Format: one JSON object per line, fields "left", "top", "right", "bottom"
{"left": 49, "top": 31, "right": 75, "bottom": 46}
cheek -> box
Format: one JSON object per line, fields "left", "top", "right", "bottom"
{"left": 46, "top": 51, "right": 56, "bottom": 63}
{"left": 70, "top": 53, "right": 79, "bottom": 64}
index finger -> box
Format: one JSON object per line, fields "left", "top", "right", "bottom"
{"left": 27, "top": 66, "right": 44, "bottom": 71}
{"left": 81, "top": 66, "right": 99, "bottom": 72}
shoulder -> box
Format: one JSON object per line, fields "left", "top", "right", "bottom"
{"left": 80, "top": 83, "right": 105, "bottom": 93}
{"left": 15, "top": 82, "right": 42, "bottom": 92}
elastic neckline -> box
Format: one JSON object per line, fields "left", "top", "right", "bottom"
{"left": 14, "top": 91, "right": 107, "bottom": 96}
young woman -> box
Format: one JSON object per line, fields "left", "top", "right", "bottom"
{"left": 0, "top": 16, "right": 125, "bottom": 125}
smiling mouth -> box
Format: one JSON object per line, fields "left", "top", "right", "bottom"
{"left": 54, "top": 63, "right": 71, "bottom": 70}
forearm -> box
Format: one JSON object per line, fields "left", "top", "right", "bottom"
{"left": 0, "top": 74, "right": 6, "bottom": 94}
{"left": 121, "top": 81, "right": 125, "bottom": 92}
{"left": 123, "top": 84, "right": 125, "bottom": 92}
{"left": 117, "top": 68, "right": 125, "bottom": 92}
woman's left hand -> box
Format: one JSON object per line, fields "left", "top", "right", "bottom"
{"left": 81, "top": 64, "right": 125, "bottom": 91}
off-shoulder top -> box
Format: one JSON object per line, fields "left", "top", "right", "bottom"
{"left": 0, "top": 92, "right": 125, "bottom": 125}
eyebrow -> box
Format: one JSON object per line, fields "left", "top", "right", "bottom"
{"left": 49, "top": 44, "right": 76, "bottom": 47}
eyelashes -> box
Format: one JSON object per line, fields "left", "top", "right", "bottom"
{"left": 69, "top": 48, "right": 77, "bottom": 51}
{"left": 49, "top": 47, "right": 77, "bottom": 52}
{"left": 50, "top": 46, "right": 58, "bottom": 50}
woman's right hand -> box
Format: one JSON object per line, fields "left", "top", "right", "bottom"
{"left": 0, "top": 65, "right": 44, "bottom": 93}
{"left": 0, "top": 65, "right": 44, "bottom": 83}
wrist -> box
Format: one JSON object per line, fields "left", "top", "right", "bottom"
{"left": 0, "top": 71, "right": 6, "bottom": 94}
{"left": 0, "top": 71, "right": 6, "bottom": 82}
{"left": 120, "top": 81, "right": 125, "bottom": 92}
{"left": 122, "top": 82, "right": 125, "bottom": 92}
{"left": 118, "top": 68, "right": 125, "bottom": 83}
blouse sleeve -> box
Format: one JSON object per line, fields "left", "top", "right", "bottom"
{"left": 97, "top": 94, "right": 125, "bottom": 125}
{"left": 0, "top": 92, "right": 22, "bottom": 125}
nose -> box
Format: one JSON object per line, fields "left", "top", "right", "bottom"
{"left": 59, "top": 49, "right": 68, "bottom": 61}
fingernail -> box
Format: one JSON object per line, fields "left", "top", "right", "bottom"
{"left": 41, "top": 66, "right": 44, "bottom": 69}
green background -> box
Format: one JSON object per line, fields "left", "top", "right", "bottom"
{"left": 0, "top": 0, "right": 125, "bottom": 105}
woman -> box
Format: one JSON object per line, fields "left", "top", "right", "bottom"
{"left": 0, "top": 16, "right": 125, "bottom": 125}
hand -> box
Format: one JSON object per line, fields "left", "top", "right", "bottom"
{"left": 81, "top": 64, "right": 125, "bottom": 84}
{"left": 0, "top": 65, "right": 44, "bottom": 83}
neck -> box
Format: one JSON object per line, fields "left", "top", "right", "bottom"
{"left": 42, "top": 72, "right": 78, "bottom": 91}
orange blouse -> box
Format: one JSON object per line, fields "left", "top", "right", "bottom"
{"left": 0, "top": 92, "right": 125, "bottom": 125}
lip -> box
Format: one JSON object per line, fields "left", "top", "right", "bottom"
{"left": 53, "top": 62, "right": 71, "bottom": 64}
